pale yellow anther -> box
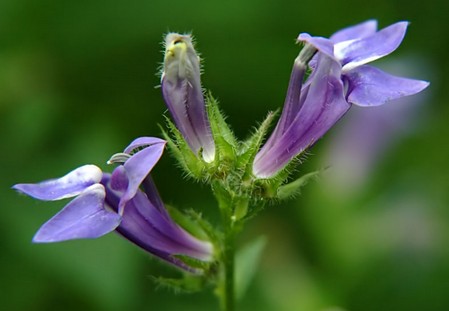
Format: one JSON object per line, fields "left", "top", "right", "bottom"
{"left": 163, "top": 33, "right": 199, "bottom": 83}
{"left": 165, "top": 37, "right": 188, "bottom": 60}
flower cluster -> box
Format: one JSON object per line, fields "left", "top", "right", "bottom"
{"left": 13, "top": 20, "right": 429, "bottom": 298}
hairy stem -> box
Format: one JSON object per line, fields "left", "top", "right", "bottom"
{"left": 222, "top": 210, "right": 236, "bottom": 311}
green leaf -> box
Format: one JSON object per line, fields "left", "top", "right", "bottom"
{"left": 276, "top": 169, "right": 321, "bottom": 200}
{"left": 235, "top": 236, "right": 267, "bottom": 300}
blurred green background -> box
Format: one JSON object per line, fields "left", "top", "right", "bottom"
{"left": 2, "top": 0, "right": 448, "bottom": 310}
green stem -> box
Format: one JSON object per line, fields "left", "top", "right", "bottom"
{"left": 222, "top": 212, "right": 235, "bottom": 311}
{"left": 213, "top": 182, "right": 247, "bottom": 311}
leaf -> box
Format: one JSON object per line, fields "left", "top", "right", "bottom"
{"left": 235, "top": 236, "right": 267, "bottom": 300}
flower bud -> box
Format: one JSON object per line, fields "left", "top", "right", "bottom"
{"left": 161, "top": 33, "right": 215, "bottom": 163}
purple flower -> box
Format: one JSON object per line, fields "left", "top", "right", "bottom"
{"left": 161, "top": 33, "right": 215, "bottom": 163}
{"left": 253, "top": 20, "right": 429, "bottom": 178}
{"left": 301, "top": 20, "right": 429, "bottom": 106}
{"left": 14, "top": 165, "right": 122, "bottom": 241}
{"left": 13, "top": 137, "right": 214, "bottom": 273}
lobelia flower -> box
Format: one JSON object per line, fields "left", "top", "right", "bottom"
{"left": 13, "top": 137, "right": 214, "bottom": 273}
{"left": 252, "top": 20, "right": 429, "bottom": 178}
{"left": 161, "top": 33, "right": 215, "bottom": 163}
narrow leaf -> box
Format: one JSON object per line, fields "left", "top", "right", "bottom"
{"left": 235, "top": 236, "right": 267, "bottom": 300}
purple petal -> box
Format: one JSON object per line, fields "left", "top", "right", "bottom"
{"left": 103, "top": 166, "right": 213, "bottom": 268}
{"left": 161, "top": 77, "right": 216, "bottom": 162}
{"left": 345, "top": 65, "right": 430, "bottom": 107}
{"left": 254, "top": 54, "right": 350, "bottom": 178}
{"left": 13, "top": 165, "right": 103, "bottom": 201}
{"left": 141, "top": 176, "right": 167, "bottom": 214}
{"left": 161, "top": 78, "right": 202, "bottom": 151}
{"left": 263, "top": 57, "right": 308, "bottom": 151}
{"left": 109, "top": 166, "right": 127, "bottom": 191}
{"left": 122, "top": 190, "right": 213, "bottom": 261}
{"left": 119, "top": 142, "right": 166, "bottom": 212}
{"left": 297, "top": 33, "right": 334, "bottom": 59}
{"left": 102, "top": 169, "right": 123, "bottom": 211}
{"left": 336, "top": 21, "right": 409, "bottom": 71}
{"left": 124, "top": 136, "right": 166, "bottom": 154}
{"left": 109, "top": 164, "right": 168, "bottom": 215}
{"left": 33, "top": 184, "right": 121, "bottom": 243}
{"left": 330, "top": 20, "right": 378, "bottom": 43}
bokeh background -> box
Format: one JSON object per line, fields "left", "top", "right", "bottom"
{"left": 1, "top": 0, "right": 448, "bottom": 310}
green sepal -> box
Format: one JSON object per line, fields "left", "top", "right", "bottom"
{"left": 183, "top": 209, "right": 221, "bottom": 247}
{"left": 276, "top": 169, "right": 321, "bottom": 200}
{"left": 272, "top": 147, "right": 311, "bottom": 182}
{"left": 207, "top": 94, "right": 238, "bottom": 164}
{"left": 253, "top": 148, "right": 311, "bottom": 200}
{"left": 233, "top": 197, "right": 249, "bottom": 222}
{"left": 237, "top": 110, "right": 277, "bottom": 178}
{"left": 166, "top": 205, "right": 212, "bottom": 242}
{"left": 211, "top": 180, "right": 234, "bottom": 213}
{"left": 160, "top": 117, "right": 206, "bottom": 179}
{"left": 153, "top": 274, "right": 208, "bottom": 293}
{"left": 235, "top": 236, "right": 266, "bottom": 300}
{"left": 173, "top": 255, "right": 211, "bottom": 270}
